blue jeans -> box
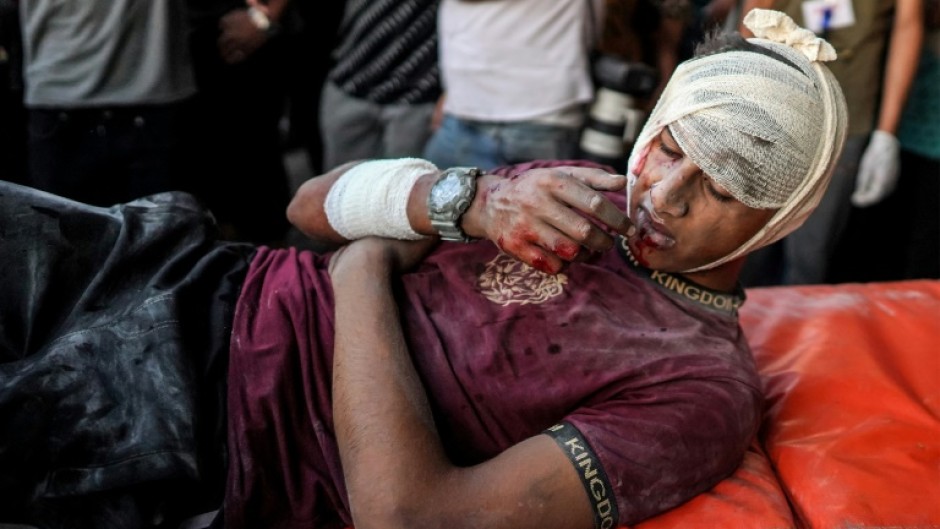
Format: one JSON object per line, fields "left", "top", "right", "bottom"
{"left": 423, "top": 115, "right": 581, "bottom": 170}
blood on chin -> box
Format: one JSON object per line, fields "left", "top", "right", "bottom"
{"left": 628, "top": 233, "right": 660, "bottom": 268}
{"left": 627, "top": 229, "right": 680, "bottom": 270}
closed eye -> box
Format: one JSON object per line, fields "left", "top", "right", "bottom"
{"left": 704, "top": 177, "right": 733, "bottom": 202}
{"left": 658, "top": 141, "right": 682, "bottom": 160}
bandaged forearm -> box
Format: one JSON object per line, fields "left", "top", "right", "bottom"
{"left": 325, "top": 158, "right": 438, "bottom": 240}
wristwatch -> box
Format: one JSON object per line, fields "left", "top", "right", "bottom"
{"left": 427, "top": 166, "right": 483, "bottom": 242}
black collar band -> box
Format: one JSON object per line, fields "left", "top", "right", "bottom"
{"left": 617, "top": 237, "right": 745, "bottom": 316}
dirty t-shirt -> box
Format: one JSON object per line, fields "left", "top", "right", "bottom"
{"left": 225, "top": 220, "right": 762, "bottom": 529}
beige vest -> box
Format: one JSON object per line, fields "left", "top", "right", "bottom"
{"left": 773, "top": 0, "right": 896, "bottom": 135}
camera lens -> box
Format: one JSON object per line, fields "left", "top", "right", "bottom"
{"left": 579, "top": 55, "right": 658, "bottom": 173}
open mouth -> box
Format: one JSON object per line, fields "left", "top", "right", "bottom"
{"left": 633, "top": 206, "right": 676, "bottom": 250}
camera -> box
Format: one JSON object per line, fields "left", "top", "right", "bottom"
{"left": 579, "top": 54, "right": 658, "bottom": 173}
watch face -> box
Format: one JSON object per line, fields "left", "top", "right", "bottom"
{"left": 427, "top": 167, "right": 480, "bottom": 240}
{"left": 430, "top": 173, "right": 461, "bottom": 209}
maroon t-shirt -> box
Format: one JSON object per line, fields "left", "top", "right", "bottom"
{"left": 224, "top": 228, "right": 762, "bottom": 528}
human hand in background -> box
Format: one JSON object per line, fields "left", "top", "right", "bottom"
{"left": 430, "top": 93, "right": 446, "bottom": 132}
{"left": 218, "top": 7, "right": 269, "bottom": 64}
{"left": 851, "top": 130, "right": 901, "bottom": 207}
{"left": 465, "top": 167, "right": 634, "bottom": 274}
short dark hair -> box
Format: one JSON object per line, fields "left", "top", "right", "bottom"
{"left": 692, "top": 29, "right": 802, "bottom": 73}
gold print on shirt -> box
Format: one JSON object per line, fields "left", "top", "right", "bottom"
{"left": 478, "top": 253, "right": 567, "bottom": 306}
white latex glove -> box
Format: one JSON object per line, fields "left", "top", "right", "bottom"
{"left": 851, "top": 130, "right": 901, "bottom": 207}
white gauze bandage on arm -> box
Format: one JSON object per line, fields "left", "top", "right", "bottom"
{"left": 324, "top": 158, "right": 439, "bottom": 240}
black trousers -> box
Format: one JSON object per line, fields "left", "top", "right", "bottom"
{"left": 26, "top": 102, "right": 195, "bottom": 207}
{"left": 184, "top": 24, "right": 292, "bottom": 245}
{"left": 0, "top": 181, "right": 255, "bottom": 528}
{"left": 828, "top": 149, "right": 940, "bottom": 282}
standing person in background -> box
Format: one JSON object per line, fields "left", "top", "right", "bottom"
{"left": 656, "top": 0, "right": 741, "bottom": 62}
{"left": 285, "top": 1, "right": 346, "bottom": 175}
{"left": 18, "top": 0, "right": 196, "bottom": 206}
{"left": 185, "top": 0, "right": 294, "bottom": 244}
{"left": 319, "top": 0, "right": 442, "bottom": 171}
{"left": 0, "top": 0, "right": 25, "bottom": 185}
{"left": 739, "top": 0, "right": 923, "bottom": 285}
{"left": 893, "top": 0, "right": 940, "bottom": 278}
{"left": 597, "top": 0, "right": 667, "bottom": 84}
{"left": 831, "top": 0, "right": 940, "bottom": 281}
{"left": 423, "top": 0, "right": 604, "bottom": 169}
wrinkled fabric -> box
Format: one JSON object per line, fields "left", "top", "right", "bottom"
{"left": 0, "top": 181, "right": 254, "bottom": 528}
{"left": 746, "top": 281, "right": 940, "bottom": 528}
{"left": 634, "top": 280, "right": 940, "bottom": 528}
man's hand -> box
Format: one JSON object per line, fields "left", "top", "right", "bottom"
{"left": 430, "top": 93, "right": 447, "bottom": 131}
{"left": 465, "top": 167, "right": 634, "bottom": 274}
{"left": 218, "top": 8, "right": 268, "bottom": 64}
{"left": 851, "top": 130, "right": 901, "bottom": 207}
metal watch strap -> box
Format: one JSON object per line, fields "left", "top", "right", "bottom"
{"left": 427, "top": 167, "right": 482, "bottom": 242}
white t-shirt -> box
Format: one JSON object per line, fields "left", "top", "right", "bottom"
{"left": 439, "top": 0, "right": 603, "bottom": 123}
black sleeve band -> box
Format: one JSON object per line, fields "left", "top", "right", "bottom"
{"left": 544, "top": 422, "right": 620, "bottom": 529}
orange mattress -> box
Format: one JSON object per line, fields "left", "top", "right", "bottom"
{"left": 635, "top": 280, "right": 940, "bottom": 529}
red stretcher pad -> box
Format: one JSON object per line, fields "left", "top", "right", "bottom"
{"left": 635, "top": 280, "right": 940, "bottom": 529}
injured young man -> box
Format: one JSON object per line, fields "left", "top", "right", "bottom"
{"left": 0, "top": 10, "right": 847, "bottom": 529}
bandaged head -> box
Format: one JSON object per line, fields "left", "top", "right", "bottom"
{"left": 626, "top": 9, "right": 848, "bottom": 272}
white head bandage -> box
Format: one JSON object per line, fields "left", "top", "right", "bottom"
{"left": 626, "top": 9, "right": 848, "bottom": 272}
{"left": 325, "top": 158, "right": 438, "bottom": 240}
